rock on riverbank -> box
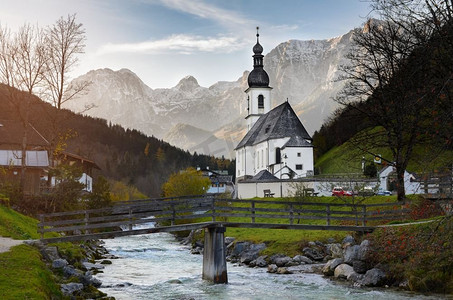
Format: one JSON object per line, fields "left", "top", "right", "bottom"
{"left": 322, "top": 237, "right": 388, "bottom": 287}
{"left": 184, "top": 231, "right": 390, "bottom": 288}
{"left": 27, "top": 240, "right": 115, "bottom": 299}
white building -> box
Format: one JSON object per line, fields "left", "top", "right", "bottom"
{"left": 378, "top": 166, "right": 422, "bottom": 195}
{"left": 235, "top": 31, "right": 314, "bottom": 182}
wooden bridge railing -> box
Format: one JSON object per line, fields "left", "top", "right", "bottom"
{"left": 38, "top": 196, "right": 410, "bottom": 242}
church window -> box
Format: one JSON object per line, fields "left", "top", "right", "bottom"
{"left": 297, "top": 152, "right": 301, "bottom": 157}
{"left": 296, "top": 164, "right": 303, "bottom": 170}
{"left": 276, "top": 148, "right": 281, "bottom": 164}
{"left": 258, "top": 95, "right": 264, "bottom": 108}
{"left": 257, "top": 151, "right": 260, "bottom": 168}
{"left": 261, "top": 150, "right": 264, "bottom": 167}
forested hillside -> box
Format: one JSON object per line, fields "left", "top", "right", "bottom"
{"left": 312, "top": 11, "right": 453, "bottom": 180}
{"left": 0, "top": 84, "right": 234, "bottom": 197}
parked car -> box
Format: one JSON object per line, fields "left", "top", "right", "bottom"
{"left": 332, "top": 187, "right": 353, "bottom": 196}
{"left": 358, "top": 186, "right": 375, "bottom": 196}
{"left": 376, "top": 190, "right": 392, "bottom": 196}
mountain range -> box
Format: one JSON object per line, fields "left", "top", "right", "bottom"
{"left": 63, "top": 28, "right": 357, "bottom": 159}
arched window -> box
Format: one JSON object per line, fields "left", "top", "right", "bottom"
{"left": 258, "top": 94, "right": 264, "bottom": 109}
{"left": 275, "top": 147, "right": 281, "bottom": 164}
{"left": 257, "top": 151, "right": 260, "bottom": 168}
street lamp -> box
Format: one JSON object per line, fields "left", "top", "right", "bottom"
{"left": 280, "top": 153, "right": 287, "bottom": 197}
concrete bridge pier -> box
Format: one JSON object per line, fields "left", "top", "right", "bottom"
{"left": 202, "top": 225, "right": 228, "bottom": 284}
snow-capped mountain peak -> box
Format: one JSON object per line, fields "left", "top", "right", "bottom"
{"left": 64, "top": 28, "right": 356, "bottom": 159}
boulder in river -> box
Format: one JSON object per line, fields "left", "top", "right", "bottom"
{"left": 343, "top": 245, "right": 360, "bottom": 265}
{"left": 322, "top": 258, "right": 344, "bottom": 276}
{"left": 267, "top": 264, "right": 278, "bottom": 273}
{"left": 303, "top": 247, "right": 324, "bottom": 261}
{"left": 359, "top": 268, "right": 387, "bottom": 287}
{"left": 61, "top": 283, "right": 84, "bottom": 296}
{"left": 334, "top": 263, "right": 355, "bottom": 279}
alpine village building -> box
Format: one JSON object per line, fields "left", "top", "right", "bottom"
{"left": 235, "top": 31, "right": 314, "bottom": 186}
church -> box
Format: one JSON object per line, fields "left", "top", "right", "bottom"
{"left": 235, "top": 31, "right": 314, "bottom": 182}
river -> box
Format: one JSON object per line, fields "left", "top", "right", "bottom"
{"left": 95, "top": 225, "right": 443, "bottom": 300}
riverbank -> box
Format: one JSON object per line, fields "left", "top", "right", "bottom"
{"left": 27, "top": 239, "right": 116, "bottom": 299}
{"left": 182, "top": 216, "right": 453, "bottom": 296}
{"left": 0, "top": 203, "right": 115, "bottom": 298}
{"left": 185, "top": 231, "right": 389, "bottom": 287}
{"left": 95, "top": 228, "right": 449, "bottom": 299}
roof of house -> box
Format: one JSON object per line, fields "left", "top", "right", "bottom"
{"left": 251, "top": 170, "right": 279, "bottom": 181}
{"left": 0, "top": 150, "right": 49, "bottom": 167}
{"left": 235, "top": 102, "right": 312, "bottom": 149}
{"left": 0, "top": 119, "right": 49, "bottom": 148}
{"left": 210, "top": 175, "right": 233, "bottom": 183}
{"left": 57, "top": 151, "right": 101, "bottom": 170}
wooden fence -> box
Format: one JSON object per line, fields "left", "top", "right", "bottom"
{"left": 38, "top": 196, "right": 410, "bottom": 243}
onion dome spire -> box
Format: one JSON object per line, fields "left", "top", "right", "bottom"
{"left": 248, "top": 27, "right": 269, "bottom": 88}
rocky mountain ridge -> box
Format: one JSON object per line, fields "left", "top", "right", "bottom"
{"left": 64, "top": 28, "right": 357, "bottom": 159}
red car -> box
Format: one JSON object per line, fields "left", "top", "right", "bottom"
{"left": 332, "top": 187, "right": 353, "bottom": 196}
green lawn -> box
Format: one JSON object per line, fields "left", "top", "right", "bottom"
{"left": 172, "top": 195, "right": 402, "bottom": 256}
{"left": 0, "top": 204, "right": 63, "bottom": 299}
{"left": 0, "top": 205, "right": 42, "bottom": 240}
{"left": 315, "top": 133, "right": 452, "bottom": 175}
{"left": 225, "top": 227, "right": 347, "bottom": 256}
{"left": 0, "top": 244, "right": 62, "bottom": 299}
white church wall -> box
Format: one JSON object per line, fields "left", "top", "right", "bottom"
{"left": 246, "top": 88, "right": 272, "bottom": 130}
{"left": 235, "top": 149, "right": 241, "bottom": 178}
{"left": 268, "top": 138, "right": 290, "bottom": 166}
{"left": 237, "top": 181, "right": 292, "bottom": 198}
{"left": 236, "top": 146, "right": 256, "bottom": 179}
{"left": 284, "top": 147, "right": 314, "bottom": 178}
{"left": 253, "top": 141, "right": 269, "bottom": 175}
{"left": 237, "top": 178, "right": 382, "bottom": 199}
{"left": 247, "top": 88, "right": 271, "bottom": 115}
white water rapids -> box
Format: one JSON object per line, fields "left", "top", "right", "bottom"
{"left": 94, "top": 223, "right": 444, "bottom": 300}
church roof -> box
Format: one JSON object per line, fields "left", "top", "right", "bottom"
{"left": 235, "top": 101, "right": 312, "bottom": 149}
{"left": 251, "top": 170, "right": 278, "bottom": 181}
{"left": 248, "top": 68, "right": 270, "bottom": 88}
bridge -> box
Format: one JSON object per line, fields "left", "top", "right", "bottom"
{"left": 38, "top": 195, "right": 409, "bottom": 283}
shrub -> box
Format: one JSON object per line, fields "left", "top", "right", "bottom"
{"left": 367, "top": 216, "right": 453, "bottom": 293}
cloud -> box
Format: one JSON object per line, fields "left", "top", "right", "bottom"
{"left": 97, "top": 34, "right": 247, "bottom": 55}
{"left": 96, "top": 0, "right": 300, "bottom": 56}
{"left": 157, "top": 0, "right": 250, "bottom": 29}
{"left": 270, "top": 24, "right": 299, "bottom": 32}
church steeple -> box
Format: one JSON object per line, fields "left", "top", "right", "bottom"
{"left": 245, "top": 27, "right": 272, "bottom": 132}
{"left": 248, "top": 27, "right": 269, "bottom": 88}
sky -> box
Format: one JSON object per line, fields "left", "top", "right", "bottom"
{"left": 0, "top": 0, "right": 373, "bottom": 88}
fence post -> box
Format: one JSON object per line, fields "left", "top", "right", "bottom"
{"left": 326, "top": 204, "right": 331, "bottom": 226}
{"left": 212, "top": 198, "right": 216, "bottom": 222}
{"left": 128, "top": 207, "right": 133, "bottom": 231}
{"left": 251, "top": 201, "right": 255, "bottom": 223}
{"left": 362, "top": 205, "right": 367, "bottom": 226}
{"left": 84, "top": 211, "right": 89, "bottom": 235}
{"left": 171, "top": 204, "right": 175, "bottom": 226}
{"left": 289, "top": 203, "right": 294, "bottom": 225}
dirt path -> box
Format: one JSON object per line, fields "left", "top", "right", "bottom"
{"left": 0, "top": 237, "right": 23, "bottom": 253}
{"left": 376, "top": 219, "right": 438, "bottom": 228}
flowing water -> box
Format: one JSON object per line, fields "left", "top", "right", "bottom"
{"left": 95, "top": 224, "right": 444, "bottom": 300}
